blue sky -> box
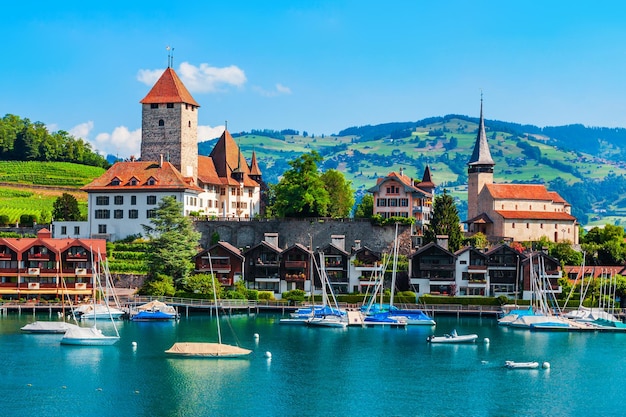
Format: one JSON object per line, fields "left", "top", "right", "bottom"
{"left": 2, "top": 1, "right": 626, "bottom": 158}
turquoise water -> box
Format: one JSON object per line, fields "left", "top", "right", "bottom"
{"left": 2, "top": 312, "right": 626, "bottom": 417}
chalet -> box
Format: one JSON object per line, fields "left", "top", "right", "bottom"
{"left": 454, "top": 246, "right": 488, "bottom": 296}
{"left": 244, "top": 233, "right": 283, "bottom": 293}
{"left": 409, "top": 241, "right": 456, "bottom": 296}
{"left": 193, "top": 241, "right": 244, "bottom": 287}
{"left": 321, "top": 235, "right": 350, "bottom": 294}
{"left": 0, "top": 229, "right": 106, "bottom": 300}
{"left": 349, "top": 244, "right": 383, "bottom": 294}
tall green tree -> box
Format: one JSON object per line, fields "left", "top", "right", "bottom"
{"left": 320, "top": 169, "right": 354, "bottom": 218}
{"left": 354, "top": 194, "right": 374, "bottom": 219}
{"left": 269, "top": 151, "right": 330, "bottom": 217}
{"left": 424, "top": 190, "right": 463, "bottom": 252}
{"left": 142, "top": 196, "right": 200, "bottom": 289}
{"left": 52, "top": 193, "right": 82, "bottom": 221}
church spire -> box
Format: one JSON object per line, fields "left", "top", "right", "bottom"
{"left": 468, "top": 95, "right": 494, "bottom": 167}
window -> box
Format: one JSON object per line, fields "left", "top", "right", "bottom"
{"left": 61, "top": 226, "right": 67, "bottom": 234}
{"left": 188, "top": 121, "right": 191, "bottom": 127}
{"left": 389, "top": 199, "right": 398, "bottom": 207}
{"left": 130, "top": 178, "right": 138, "bottom": 186}
{"left": 131, "top": 196, "right": 137, "bottom": 205}
{"left": 98, "top": 224, "right": 107, "bottom": 234}
{"left": 96, "top": 196, "right": 109, "bottom": 205}
{"left": 128, "top": 209, "right": 138, "bottom": 219}
{"left": 248, "top": 189, "right": 253, "bottom": 198}
{"left": 167, "top": 103, "right": 174, "bottom": 108}
{"left": 146, "top": 209, "right": 157, "bottom": 218}
{"left": 512, "top": 223, "right": 515, "bottom": 229}
{"left": 400, "top": 199, "right": 408, "bottom": 207}
{"left": 111, "top": 178, "right": 121, "bottom": 186}
{"left": 377, "top": 199, "right": 387, "bottom": 207}
{"left": 114, "top": 210, "right": 123, "bottom": 219}
{"left": 151, "top": 103, "right": 158, "bottom": 109}
{"left": 114, "top": 196, "right": 123, "bottom": 205}
{"left": 74, "top": 226, "right": 80, "bottom": 235}
{"left": 147, "top": 195, "right": 157, "bottom": 205}
{"left": 158, "top": 119, "right": 164, "bottom": 127}
{"left": 220, "top": 188, "right": 226, "bottom": 196}
{"left": 540, "top": 223, "right": 544, "bottom": 229}
{"left": 95, "top": 209, "right": 110, "bottom": 219}
{"left": 147, "top": 178, "right": 156, "bottom": 185}
{"left": 526, "top": 223, "right": 529, "bottom": 228}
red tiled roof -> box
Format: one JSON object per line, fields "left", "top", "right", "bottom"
{"left": 207, "top": 130, "right": 258, "bottom": 187}
{"left": 485, "top": 184, "right": 556, "bottom": 200}
{"left": 81, "top": 161, "right": 202, "bottom": 192}
{"left": 563, "top": 265, "right": 626, "bottom": 279}
{"left": 249, "top": 151, "right": 262, "bottom": 176}
{"left": 494, "top": 210, "right": 576, "bottom": 221}
{"left": 139, "top": 68, "right": 200, "bottom": 107}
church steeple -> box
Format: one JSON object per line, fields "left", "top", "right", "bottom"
{"left": 468, "top": 95, "right": 494, "bottom": 168}
{"left": 467, "top": 96, "right": 494, "bottom": 221}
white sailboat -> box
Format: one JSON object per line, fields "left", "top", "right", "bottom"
{"left": 61, "top": 250, "right": 120, "bottom": 346}
{"left": 165, "top": 253, "right": 252, "bottom": 358}
{"left": 305, "top": 252, "right": 348, "bottom": 328}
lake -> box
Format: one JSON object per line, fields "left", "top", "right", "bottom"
{"left": 2, "top": 311, "right": 626, "bottom": 417}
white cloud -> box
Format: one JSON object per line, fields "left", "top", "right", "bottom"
{"left": 198, "top": 124, "right": 225, "bottom": 142}
{"left": 137, "top": 62, "right": 247, "bottom": 93}
{"left": 68, "top": 121, "right": 94, "bottom": 141}
{"left": 252, "top": 83, "right": 292, "bottom": 97}
{"left": 94, "top": 126, "right": 142, "bottom": 159}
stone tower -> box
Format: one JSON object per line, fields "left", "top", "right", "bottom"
{"left": 139, "top": 66, "right": 200, "bottom": 180}
{"left": 467, "top": 98, "right": 495, "bottom": 220}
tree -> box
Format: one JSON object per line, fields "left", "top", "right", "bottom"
{"left": 354, "top": 194, "right": 374, "bottom": 219}
{"left": 424, "top": 190, "right": 463, "bottom": 252}
{"left": 52, "top": 193, "right": 82, "bottom": 221}
{"left": 320, "top": 169, "right": 354, "bottom": 218}
{"left": 142, "top": 196, "right": 200, "bottom": 288}
{"left": 269, "top": 151, "right": 330, "bottom": 217}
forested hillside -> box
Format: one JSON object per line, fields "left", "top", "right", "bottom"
{"left": 200, "top": 116, "right": 626, "bottom": 227}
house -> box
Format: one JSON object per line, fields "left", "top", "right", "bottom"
{"left": 52, "top": 64, "right": 262, "bottom": 241}
{"left": 367, "top": 166, "right": 434, "bottom": 237}
{"left": 321, "top": 235, "right": 350, "bottom": 294}
{"left": 349, "top": 244, "right": 384, "bottom": 294}
{"left": 409, "top": 241, "right": 456, "bottom": 296}
{"left": 281, "top": 243, "right": 313, "bottom": 293}
{"left": 0, "top": 228, "right": 106, "bottom": 300}
{"left": 465, "top": 98, "right": 578, "bottom": 244}
{"left": 519, "top": 251, "right": 562, "bottom": 301}
{"left": 454, "top": 246, "right": 488, "bottom": 296}
{"left": 243, "top": 233, "right": 283, "bottom": 294}
{"left": 193, "top": 241, "right": 244, "bottom": 287}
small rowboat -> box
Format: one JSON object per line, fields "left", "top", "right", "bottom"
{"left": 505, "top": 361, "right": 539, "bottom": 369}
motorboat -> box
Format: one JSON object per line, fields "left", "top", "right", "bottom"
{"left": 131, "top": 300, "right": 179, "bottom": 321}
{"left": 364, "top": 312, "right": 407, "bottom": 327}
{"left": 427, "top": 329, "right": 478, "bottom": 343}
{"left": 75, "top": 303, "right": 126, "bottom": 320}
{"left": 505, "top": 361, "right": 539, "bottom": 369}
{"left": 61, "top": 326, "right": 119, "bottom": 346}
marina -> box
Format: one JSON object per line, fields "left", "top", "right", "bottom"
{"left": 3, "top": 311, "right": 626, "bottom": 416}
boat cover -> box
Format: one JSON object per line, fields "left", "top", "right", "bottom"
{"left": 165, "top": 342, "right": 252, "bottom": 357}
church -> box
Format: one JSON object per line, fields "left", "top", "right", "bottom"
{"left": 464, "top": 100, "right": 578, "bottom": 244}
{"left": 53, "top": 64, "right": 262, "bottom": 241}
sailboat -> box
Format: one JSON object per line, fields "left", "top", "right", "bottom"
{"left": 22, "top": 260, "right": 81, "bottom": 334}
{"left": 305, "top": 251, "right": 348, "bottom": 328}
{"left": 61, "top": 250, "right": 120, "bottom": 346}
{"left": 165, "top": 253, "right": 252, "bottom": 358}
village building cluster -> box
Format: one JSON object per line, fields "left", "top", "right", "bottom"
{"left": 38, "top": 64, "right": 583, "bottom": 301}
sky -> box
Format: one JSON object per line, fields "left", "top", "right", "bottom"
{"left": 2, "top": 1, "right": 626, "bottom": 159}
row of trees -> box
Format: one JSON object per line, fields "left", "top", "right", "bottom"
{"left": 0, "top": 114, "right": 109, "bottom": 167}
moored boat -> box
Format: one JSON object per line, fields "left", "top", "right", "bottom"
{"left": 427, "top": 329, "right": 478, "bottom": 343}
{"left": 131, "top": 300, "right": 179, "bottom": 321}
{"left": 505, "top": 360, "right": 539, "bottom": 369}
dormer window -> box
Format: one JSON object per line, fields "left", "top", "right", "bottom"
{"left": 111, "top": 178, "right": 121, "bottom": 186}
{"left": 130, "top": 178, "right": 138, "bottom": 186}
{"left": 147, "top": 178, "right": 156, "bottom": 186}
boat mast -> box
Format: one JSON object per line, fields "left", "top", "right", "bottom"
{"left": 389, "top": 223, "right": 399, "bottom": 308}
{"left": 208, "top": 252, "right": 223, "bottom": 346}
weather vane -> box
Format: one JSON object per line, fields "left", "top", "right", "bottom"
{"left": 166, "top": 45, "right": 175, "bottom": 68}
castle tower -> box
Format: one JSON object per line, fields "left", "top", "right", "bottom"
{"left": 467, "top": 97, "right": 495, "bottom": 220}
{"left": 140, "top": 66, "right": 200, "bottom": 180}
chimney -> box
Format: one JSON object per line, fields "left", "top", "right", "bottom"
{"left": 331, "top": 235, "right": 345, "bottom": 251}
{"left": 264, "top": 232, "right": 279, "bottom": 248}
{"left": 354, "top": 240, "right": 361, "bottom": 250}
{"left": 160, "top": 154, "right": 164, "bottom": 167}
{"left": 436, "top": 235, "right": 449, "bottom": 250}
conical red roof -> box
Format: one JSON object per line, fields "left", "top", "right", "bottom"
{"left": 140, "top": 67, "right": 199, "bottom": 106}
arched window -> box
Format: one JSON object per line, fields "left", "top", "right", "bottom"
{"left": 158, "top": 119, "right": 164, "bottom": 126}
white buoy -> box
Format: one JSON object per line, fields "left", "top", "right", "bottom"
{"left": 254, "top": 333, "right": 260, "bottom": 339}
{"left": 264, "top": 351, "right": 272, "bottom": 359}
{"left": 132, "top": 341, "right": 137, "bottom": 347}
{"left": 483, "top": 338, "right": 490, "bottom": 344}
{"left": 542, "top": 362, "right": 551, "bottom": 369}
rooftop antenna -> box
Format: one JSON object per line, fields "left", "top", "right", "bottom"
{"left": 225, "top": 120, "right": 228, "bottom": 131}
{"left": 166, "top": 45, "right": 175, "bottom": 68}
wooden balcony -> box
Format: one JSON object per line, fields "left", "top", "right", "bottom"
{"left": 0, "top": 253, "right": 12, "bottom": 259}
{"left": 28, "top": 253, "right": 51, "bottom": 261}
{"left": 65, "top": 254, "right": 88, "bottom": 261}
{"left": 284, "top": 260, "right": 307, "bottom": 269}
